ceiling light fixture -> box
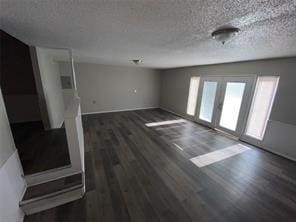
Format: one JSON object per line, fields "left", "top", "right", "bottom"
{"left": 211, "top": 27, "right": 240, "bottom": 44}
{"left": 132, "top": 59, "right": 142, "bottom": 65}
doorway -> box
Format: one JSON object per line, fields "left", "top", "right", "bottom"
{"left": 195, "top": 76, "right": 255, "bottom": 137}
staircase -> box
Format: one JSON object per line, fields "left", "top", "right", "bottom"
{"left": 20, "top": 172, "right": 84, "bottom": 215}
{"left": 19, "top": 96, "right": 85, "bottom": 215}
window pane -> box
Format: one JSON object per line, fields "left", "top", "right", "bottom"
{"left": 245, "top": 76, "right": 279, "bottom": 140}
{"left": 199, "top": 81, "right": 217, "bottom": 122}
{"left": 219, "top": 82, "right": 245, "bottom": 131}
{"left": 186, "top": 77, "right": 200, "bottom": 115}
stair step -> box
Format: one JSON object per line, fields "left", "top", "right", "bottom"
{"left": 20, "top": 173, "right": 84, "bottom": 215}
{"left": 23, "top": 173, "right": 82, "bottom": 201}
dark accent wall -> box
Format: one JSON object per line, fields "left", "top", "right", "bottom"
{"left": 0, "top": 30, "right": 37, "bottom": 95}
{"left": 0, "top": 30, "right": 42, "bottom": 123}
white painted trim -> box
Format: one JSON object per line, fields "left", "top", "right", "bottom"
{"left": 58, "top": 120, "right": 64, "bottom": 128}
{"left": 64, "top": 96, "right": 86, "bottom": 194}
{"left": 25, "top": 164, "right": 70, "bottom": 179}
{"left": 159, "top": 107, "right": 196, "bottom": 122}
{"left": 259, "top": 146, "right": 296, "bottom": 162}
{"left": 21, "top": 184, "right": 83, "bottom": 205}
{"left": 21, "top": 186, "right": 84, "bottom": 215}
{"left": 215, "top": 128, "right": 239, "bottom": 141}
{"left": 241, "top": 137, "right": 296, "bottom": 162}
{"left": 244, "top": 76, "right": 279, "bottom": 140}
{"left": 70, "top": 49, "right": 77, "bottom": 90}
{"left": 241, "top": 119, "right": 296, "bottom": 162}
{"left": 64, "top": 97, "right": 80, "bottom": 118}
{"left": 25, "top": 167, "right": 81, "bottom": 186}
{"left": 266, "top": 119, "right": 296, "bottom": 130}
{"left": 82, "top": 106, "right": 159, "bottom": 115}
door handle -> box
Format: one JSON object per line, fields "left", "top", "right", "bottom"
{"left": 218, "top": 103, "right": 223, "bottom": 110}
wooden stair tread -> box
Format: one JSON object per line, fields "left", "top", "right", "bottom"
{"left": 17, "top": 126, "right": 71, "bottom": 175}
{"left": 22, "top": 173, "right": 82, "bottom": 201}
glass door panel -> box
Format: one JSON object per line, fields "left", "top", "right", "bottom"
{"left": 199, "top": 81, "right": 218, "bottom": 122}
{"left": 219, "top": 82, "right": 246, "bottom": 131}
{"left": 196, "top": 76, "right": 255, "bottom": 137}
{"left": 215, "top": 76, "right": 255, "bottom": 137}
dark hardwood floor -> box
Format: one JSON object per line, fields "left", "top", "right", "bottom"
{"left": 25, "top": 108, "right": 296, "bottom": 222}
{"left": 11, "top": 121, "right": 70, "bottom": 175}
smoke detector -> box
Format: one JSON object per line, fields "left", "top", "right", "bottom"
{"left": 131, "top": 59, "right": 142, "bottom": 65}
{"left": 211, "top": 27, "right": 240, "bottom": 44}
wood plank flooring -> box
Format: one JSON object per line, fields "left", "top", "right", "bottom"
{"left": 25, "top": 108, "right": 296, "bottom": 222}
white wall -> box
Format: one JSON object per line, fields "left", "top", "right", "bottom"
{"left": 36, "top": 47, "right": 65, "bottom": 128}
{"left": 0, "top": 89, "right": 26, "bottom": 222}
{"left": 59, "top": 62, "right": 160, "bottom": 114}
{"left": 160, "top": 57, "right": 296, "bottom": 160}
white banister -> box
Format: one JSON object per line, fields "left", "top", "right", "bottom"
{"left": 25, "top": 93, "right": 85, "bottom": 186}
{"left": 64, "top": 95, "right": 85, "bottom": 189}
{"left": 69, "top": 50, "right": 77, "bottom": 92}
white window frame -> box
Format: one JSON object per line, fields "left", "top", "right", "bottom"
{"left": 244, "top": 76, "right": 279, "bottom": 141}
{"left": 186, "top": 76, "right": 200, "bottom": 116}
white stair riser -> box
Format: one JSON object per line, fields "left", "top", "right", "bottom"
{"left": 21, "top": 187, "right": 84, "bottom": 215}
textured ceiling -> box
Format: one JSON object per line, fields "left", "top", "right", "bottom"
{"left": 1, "top": 0, "right": 296, "bottom": 68}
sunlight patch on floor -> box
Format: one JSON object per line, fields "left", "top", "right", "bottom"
{"left": 190, "top": 144, "right": 250, "bottom": 167}
{"left": 145, "top": 119, "right": 186, "bottom": 127}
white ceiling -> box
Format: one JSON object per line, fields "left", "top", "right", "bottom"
{"left": 1, "top": 0, "right": 296, "bottom": 68}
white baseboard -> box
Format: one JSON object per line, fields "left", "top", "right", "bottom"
{"left": 243, "top": 140, "right": 296, "bottom": 162}
{"left": 25, "top": 166, "right": 80, "bottom": 186}
{"left": 21, "top": 186, "right": 84, "bottom": 215}
{"left": 82, "top": 106, "right": 159, "bottom": 115}
{"left": 59, "top": 120, "right": 64, "bottom": 128}
{"left": 159, "top": 107, "right": 195, "bottom": 121}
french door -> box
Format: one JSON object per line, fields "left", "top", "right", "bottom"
{"left": 196, "top": 76, "right": 255, "bottom": 137}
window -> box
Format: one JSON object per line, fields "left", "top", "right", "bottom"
{"left": 186, "top": 77, "right": 200, "bottom": 116}
{"left": 245, "top": 76, "right": 279, "bottom": 140}
{"left": 219, "top": 82, "right": 245, "bottom": 131}
{"left": 199, "top": 81, "right": 217, "bottom": 122}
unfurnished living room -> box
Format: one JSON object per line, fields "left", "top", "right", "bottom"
{"left": 0, "top": 1, "right": 296, "bottom": 222}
